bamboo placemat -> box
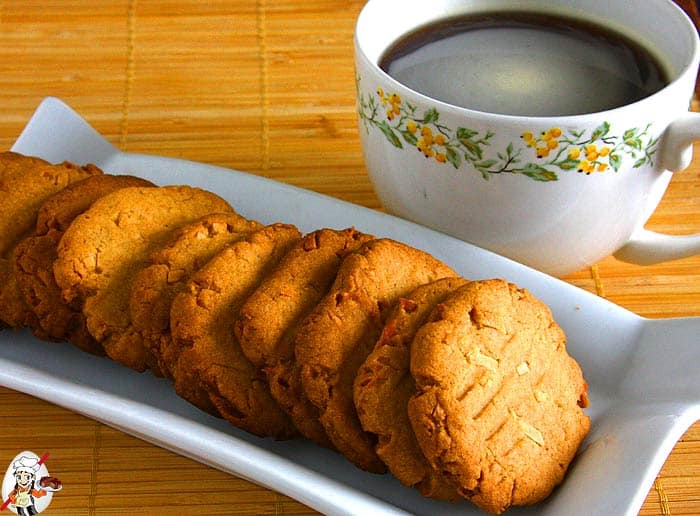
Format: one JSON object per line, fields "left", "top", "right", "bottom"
{"left": 0, "top": 1, "right": 698, "bottom": 514}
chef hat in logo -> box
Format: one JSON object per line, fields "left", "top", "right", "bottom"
{"left": 12, "top": 456, "right": 39, "bottom": 476}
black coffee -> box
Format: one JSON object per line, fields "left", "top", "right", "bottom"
{"left": 379, "top": 12, "right": 670, "bottom": 116}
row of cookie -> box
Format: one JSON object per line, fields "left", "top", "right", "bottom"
{"left": 0, "top": 152, "right": 590, "bottom": 514}
{"left": 0, "top": 151, "right": 450, "bottom": 463}
{"left": 0, "top": 152, "right": 454, "bottom": 460}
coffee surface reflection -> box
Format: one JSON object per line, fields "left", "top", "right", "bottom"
{"left": 380, "top": 12, "right": 670, "bottom": 116}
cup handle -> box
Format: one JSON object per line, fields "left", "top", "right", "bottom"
{"left": 614, "top": 112, "right": 700, "bottom": 265}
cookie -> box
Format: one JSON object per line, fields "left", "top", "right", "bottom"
{"left": 408, "top": 279, "right": 590, "bottom": 514}
{"left": 53, "top": 185, "right": 234, "bottom": 372}
{"left": 0, "top": 152, "right": 59, "bottom": 256}
{"left": 0, "top": 152, "right": 102, "bottom": 328}
{"left": 353, "top": 277, "right": 468, "bottom": 500}
{"left": 13, "top": 174, "right": 154, "bottom": 354}
{"left": 130, "top": 212, "right": 262, "bottom": 379}
{"left": 169, "top": 223, "right": 300, "bottom": 437}
{"left": 295, "top": 238, "right": 456, "bottom": 473}
{"left": 235, "top": 228, "right": 373, "bottom": 448}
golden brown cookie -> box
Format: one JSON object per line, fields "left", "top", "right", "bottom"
{"left": 0, "top": 152, "right": 49, "bottom": 253}
{"left": 354, "top": 277, "right": 468, "bottom": 500}
{"left": 169, "top": 223, "right": 300, "bottom": 437}
{"left": 53, "top": 185, "right": 234, "bottom": 372}
{"left": 13, "top": 174, "right": 154, "bottom": 354}
{"left": 130, "top": 212, "right": 262, "bottom": 379}
{"left": 235, "top": 228, "right": 373, "bottom": 448}
{"left": 295, "top": 238, "right": 456, "bottom": 473}
{"left": 408, "top": 279, "right": 590, "bottom": 514}
{"left": 0, "top": 152, "right": 102, "bottom": 328}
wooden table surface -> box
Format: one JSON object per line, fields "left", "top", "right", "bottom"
{"left": 0, "top": 1, "right": 698, "bottom": 514}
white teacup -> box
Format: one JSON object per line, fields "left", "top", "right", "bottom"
{"left": 354, "top": 0, "right": 700, "bottom": 275}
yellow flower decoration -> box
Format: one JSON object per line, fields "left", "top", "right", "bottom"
{"left": 541, "top": 127, "right": 562, "bottom": 141}
{"left": 421, "top": 126, "right": 433, "bottom": 145}
{"left": 577, "top": 159, "right": 595, "bottom": 174}
{"left": 536, "top": 146, "right": 550, "bottom": 158}
{"left": 417, "top": 138, "right": 434, "bottom": 158}
{"left": 378, "top": 87, "right": 387, "bottom": 106}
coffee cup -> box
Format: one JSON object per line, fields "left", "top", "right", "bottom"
{"left": 354, "top": 0, "right": 700, "bottom": 276}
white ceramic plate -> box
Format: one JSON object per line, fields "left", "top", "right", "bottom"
{"left": 3, "top": 97, "right": 699, "bottom": 515}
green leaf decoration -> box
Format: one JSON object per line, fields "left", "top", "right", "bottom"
{"left": 462, "top": 139, "right": 483, "bottom": 159}
{"left": 377, "top": 121, "right": 402, "bottom": 148}
{"left": 623, "top": 128, "right": 637, "bottom": 140}
{"left": 609, "top": 153, "right": 622, "bottom": 171}
{"left": 478, "top": 167, "right": 491, "bottom": 180}
{"left": 474, "top": 159, "right": 497, "bottom": 169}
{"left": 422, "top": 108, "right": 440, "bottom": 124}
{"left": 521, "top": 163, "right": 558, "bottom": 182}
{"left": 445, "top": 147, "right": 461, "bottom": 168}
{"left": 456, "top": 127, "right": 478, "bottom": 140}
{"left": 633, "top": 157, "right": 647, "bottom": 168}
{"left": 400, "top": 130, "right": 418, "bottom": 146}
{"left": 558, "top": 160, "right": 577, "bottom": 170}
{"left": 625, "top": 139, "right": 642, "bottom": 150}
{"left": 590, "top": 121, "right": 610, "bottom": 141}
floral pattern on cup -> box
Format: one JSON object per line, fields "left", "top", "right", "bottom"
{"left": 357, "top": 79, "right": 659, "bottom": 182}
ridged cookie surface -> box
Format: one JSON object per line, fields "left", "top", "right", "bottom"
{"left": 408, "top": 279, "right": 590, "bottom": 514}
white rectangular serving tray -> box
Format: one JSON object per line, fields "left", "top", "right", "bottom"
{"left": 2, "top": 97, "right": 699, "bottom": 515}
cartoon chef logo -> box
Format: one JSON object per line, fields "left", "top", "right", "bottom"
{"left": 0, "top": 452, "right": 62, "bottom": 515}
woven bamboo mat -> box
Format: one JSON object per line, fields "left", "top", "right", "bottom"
{"left": 0, "top": 1, "right": 698, "bottom": 514}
